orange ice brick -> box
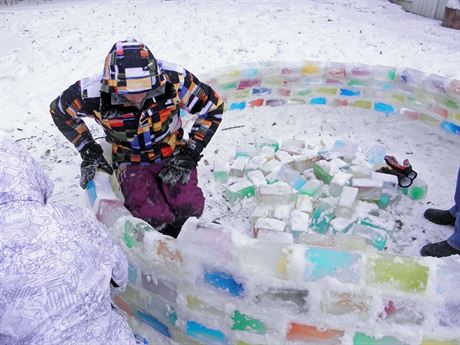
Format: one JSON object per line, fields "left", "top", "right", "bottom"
{"left": 287, "top": 323, "right": 344, "bottom": 341}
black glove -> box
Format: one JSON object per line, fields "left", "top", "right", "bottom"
{"left": 159, "top": 148, "right": 200, "bottom": 187}
{"left": 79, "top": 142, "right": 114, "bottom": 189}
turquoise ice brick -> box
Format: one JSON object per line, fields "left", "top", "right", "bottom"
{"left": 310, "top": 209, "right": 334, "bottom": 234}
{"left": 204, "top": 269, "right": 245, "bottom": 297}
{"left": 310, "top": 97, "right": 327, "bottom": 105}
{"left": 374, "top": 102, "right": 396, "bottom": 114}
{"left": 340, "top": 88, "right": 361, "bottom": 97}
{"left": 230, "top": 102, "right": 246, "bottom": 110}
{"left": 241, "top": 68, "right": 259, "bottom": 78}
{"left": 186, "top": 320, "right": 227, "bottom": 345}
{"left": 136, "top": 310, "right": 171, "bottom": 338}
{"left": 377, "top": 194, "right": 391, "bottom": 209}
{"left": 128, "top": 263, "right": 137, "bottom": 285}
{"left": 305, "top": 247, "right": 360, "bottom": 281}
{"left": 353, "top": 332, "right": 408, "bottom": 345}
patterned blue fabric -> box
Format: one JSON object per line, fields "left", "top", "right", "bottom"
{"left": 0, "top": 140, "right": 136, "bottom": 345}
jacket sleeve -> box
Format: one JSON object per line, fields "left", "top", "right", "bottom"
{"left": 49, "top": 81, "right": 95, "bottom": 152}
{"left": 178, "top": 69, "right": 224, "bottom": 155}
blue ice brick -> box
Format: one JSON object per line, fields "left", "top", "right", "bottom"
{"left": 374, "top": 102, "right": 396, "bottom": 114}
{"left": 136, "top": 310, "right": 171, "bottom": 338}
{"left": 441, "top": 121, "right": 460, "bottom": 135}
{"left": 310, "top": 97, "right": 327, "bottom": 105}
{"left": 186, "top": 320, "right": 227, "bottom": 345}
{"left": 230, "top": 102, "right": 246, "bottom": 110}
{"left": 252, "top": 87, "right": 272, "bottom": 95}
{"left": 86, "top": 180, "right": 97, "bottom": 207}
{"left": 340, "top": 88, "right": 361, "bottom": 96}
{"left": 203, "top": 270, "right": 245, "bottom": 297}
{"left": 128, "top": 263, "right": 137, "bottom": 284}
{"left": 305, "top": 247, "right": 360, "bottom": 281}
{"left": 241, "top": 68, "right": 259, "bottom": 78}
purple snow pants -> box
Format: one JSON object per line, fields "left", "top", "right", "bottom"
{"left": 119, "top": 163, "right": 205, "bottom": 229}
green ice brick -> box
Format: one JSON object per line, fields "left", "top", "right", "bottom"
{"left": 314, "top": 164, "right": 333, "bottom": 184}
{"left": 367, "top": 256, "right": 429, "bottom": 293}
{"left": 225, "top": 184, "right": 255, "bottom": 203}
{"left": 318, "top": 87, "right": 338, "bottom": 95}
{"left": 351, "top": 100, "right": 372, "bottom": 109}
{"left": 442, "top": 97, "right": 458, "bottom": 110}
{"left": 310, "top": 209, "right": 334, "bottom": 234}
{"left": 295, "top": 89, "right": 312, "bottom": 96}
{"left": 354, "top": 332, "right": 408, "bottom": 345}
{"left": 220, "top": 81, "right": 238, "bottom": 90}
{"left": 123, "top": 219, "right": 154, "bottom": 248}
{"left": 348, "top": 79, "right": 368, "bottom": 87}
{"left": 387, "top": 69, "right": 396, "bottom": 81}
{"left": 213, "top": 171, "right": 229, "bottom": 184}
{"left": 231, "top": 310, "right": 267, "bottom": 334}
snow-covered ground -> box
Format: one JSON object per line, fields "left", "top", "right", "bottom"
{"left": 1, "top": 0, "right": 459, "bottom": 259}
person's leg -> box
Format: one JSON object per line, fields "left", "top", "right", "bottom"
{"left": 449, "top": 166, "right": 460, "bottom": 218}
{"left": 120, "top": 164, "right": 174, "bottom": 228}
{"left": 161, "top": 167, "right": 205, "bottom": 237}
{"left": 447, "top": 212, "right": 460, "bottom": 251}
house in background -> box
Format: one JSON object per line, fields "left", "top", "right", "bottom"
{"left": 390, "top": 0, "right": 460, "bottom": 29}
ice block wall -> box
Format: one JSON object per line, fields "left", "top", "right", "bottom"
{"left": 202, "top": 61, "right": 460, "bottom": 135}
{"left": 87, "top": 171, "right": 460, "bottom": 345}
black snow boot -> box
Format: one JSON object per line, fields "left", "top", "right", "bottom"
{"left": 424, "top": 208, "right": 456, "bottom": 226}
{"left": 420, "top": 240, "right": 460, "bottom": 258}
{"left": 160, "top": 224, "right": 183, "bottom": 239}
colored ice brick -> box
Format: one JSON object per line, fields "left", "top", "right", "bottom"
{"left": 374, "top": 102, "right": 396, "bottom": 114}
{"left": 136, "top": 310, "right": 171, "bottom": 338}
{"left": 255, "top": 288, "right": 309, "bottom": 313}
{"left": 231, "top": 310, "right": 267, "bottom": 334}
{"left": 340, "top": 88, "right": 361, "bottom": 96}
{"left": 314, "top": 161, "right": 333, "bottom": 183}
{"left": 186, "top": 321, "right": 227, "bottom": 345}
{"left": 128, "top": 263, "right": 137, "bottom": 285}
{"left": 353, "top": 332, "right": 408, "bottom": 345}
{"left": 277, "top": 164, "right": 307, "bottom": 190}
{"left": 366, "top": 144, "right": 386, "bottom": 165}
{"left": 203, "top": 269, "right": 245, "bottom": 297}
{"left": 225, "top": 180, "right": 255, "bottom": 204}
{"left": 287, "top": 323, "right": 344, "bottom": 342}
{"left": 352, "top": 223, "right": 387, "bottom": 251}
{"left": 305, "top": 247, "right": 361, "bottom": 283}
{"left": 366, "top": 256, "right": 429, "bottom": 293}
{"left": 310, "top": 209, "right": 334, "bottom": 234}
{"left": 310, "top": 97, "right": 327, "bottom": 105}
{"left": 402, "top": 178, "right": 428, "bottom": 200}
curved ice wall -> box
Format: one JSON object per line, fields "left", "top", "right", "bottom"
{"left": 87, "top": 62, "right": 460, "bottom": 345}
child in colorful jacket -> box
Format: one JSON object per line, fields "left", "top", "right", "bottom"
{"left": 50, "top": 39, "right": 224, "bottom": 238}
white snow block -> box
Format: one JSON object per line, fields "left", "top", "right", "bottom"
{"left": 281, "top": 139, "right": 305, "bottom": 155}
{"left": 330, "top": 217, "right": 356, "bottom": 233}
{"left": 258, "top": 182, "right": 296, "bottom": 205}
{"left": 371, "top": 171, "right": 399, "bottom": 196}
{"left": 245, "top": 155, "right": 268, "bottom": 172}
{"left": 295, "top": 195, "right": 314, "bottom": 213}
{"left": 275, "top": 150, "right": 294, "bottom": 164}
{"left": 350, "top": 164, "right": 373, "bottom": 178}
{"left": 293, "top": 150, "right": 319, "bottom": 172}
{"left": 247, "top": 169, "right": 267, "bottom": 187}
{"left": 273, "top": 205, "right": 292, "bottom": 221}
{"left": 336, "top": 186, "right": 359, "bottom": 218}
{"left": 251, "top": 205, "right": 273, "bottom": 226}
{"left": 352, "top": 178, "right": 384, "bottom": 200}
{"left": 257, "top": 229, "right": 294, "bottom": 244}
{"left": 255, "top": 217, "right": 287, "bottom": 232}
{"left": 260, "top": 159, "right": 283, "bottom": 175}
{"left": 329, "top": 171, "right": 352, "bottom": 197}
{"left": 290, "top": 210, "right": 311, "bottom": 233}
{"left": 230, "top": 156, "right": 249, "bottom": 177}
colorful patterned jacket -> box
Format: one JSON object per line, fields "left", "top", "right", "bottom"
{"left": 50, "top": 61, "right": 224, "bottom": 166}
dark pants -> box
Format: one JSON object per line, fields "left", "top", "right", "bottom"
{"left": 119, "top": 163, "right": 205, "bottom": 236}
